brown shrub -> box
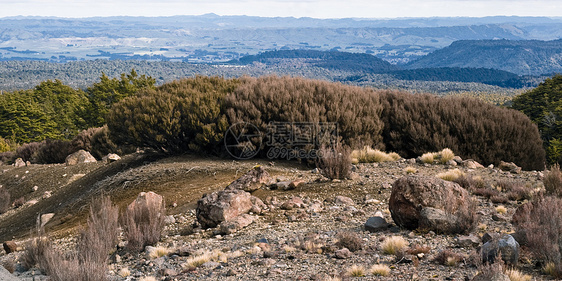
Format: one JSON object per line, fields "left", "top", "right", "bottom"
{"left": 72, "top": 127, "right": 104, "bottom": 152}
{"left": 224, "top": 76, "right": 385, "bottom": 153}
{"left": 315, "top": 142, "right": 351, "bottom": 180}
{"left": 0, "top": 151, "right": 16, "bottom": 165}
{"left": 336, "top": 232, "right": 363, "bottom": 252}
{"left": 379, "top": 91, "right": 545, "bottom": 170}
{"left": 544, "top": 164, "right": 562, "bottom": 197}
{"left": 12, "top": 197, "right": 25, "bottom": 208}
{"left": 34, "top": 139, "right": 77, "bottom": 164}
{"left": 513, "top": 196, "right": 562, "bottom": 277}
{"left": 15, "top": 141, "right": 43, "bottom": 162}
{"left": 407, "top": 244, "right": 431, "bottom": 255}
{"left": 490, "top": 195, "right": 509, "bottom": 204}
{"left": 0, "top": 186, "right": 10, "bottom": 214}
{"left": 77, "top": 196, "right": 119, "bottom": 264}
{"left": 121, "top": 196, "right": 166, "bottom": 252}
{"left": 453, "top": 175, "right": 487, "bottom": 191}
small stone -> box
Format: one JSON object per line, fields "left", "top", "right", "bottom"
{"left": 335, "top": 248, "right": 352, "bottom": 259}
{"left": 364, "top": 216, "right": 389, "bottom": 233}
{"left": 456, "top": 234, "right": 480, "bottom": 248}
{"left": 334, "top": 195, "right": 354, "bottom": 205}
{"left": 40, "top": 213, "right": 55, "bottom": 227}
{"left": 32, "top": 186, "right": 39, "bottom": 192}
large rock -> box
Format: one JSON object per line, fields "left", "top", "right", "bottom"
{"left": 197, "top": 190, "right": 255, "bottom": 228}
{"left": 481, "top": 234, "right": 520, "bottom": 266}
{"left": 389, "top": 176, "right": 476, "bottom": 234}
{"left": 65, "top": 150, "right": 97, "bottom": 166}
{"left": 102, "top": 153, "right": 121, "bottom": 163}
{"left": 0, "top": 264, "right": 19, "bottom": 281}
{"left": 498, "top": 161, "right": 522, "bottom": 174}
{"left": 127, "top": 191, "right": 164, "bottom": 216}
{"left": 225, "top": 166, "right": 272, "bottom": 192}
{"left": 219, "top": 214, "right": 256, "bottom": 234}
{"left": 13, "top": 158, "right": 26, "bottom": 168}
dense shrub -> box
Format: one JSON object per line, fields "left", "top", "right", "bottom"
{"left": 379, "top": 91, "right": 545, "bottom": 170}
{"left": 513, "top": 196, "right": 562, "bottom": 277}
{"left": 108, "top": 76, "right": 238, "bottom": 154}
{"left": 34, "top": 139, "right": 76, "bottom": 164}
{"left": 72, "top": 127, "right": 104, "bottom": 152}
{"left": 0, "top": 186, "right": 10, "bottom": 214}
{"left": 15, "top": 141, "right": 43, "bottom": 162}
{"left": 0, "top": 151, "right": 16, "bottom": 165}
{"left": 224, "top": 76, "right": 385, "bottom": 153}
{"left": 0, "top": 137, "right": 17, "bottom": 153}
{"left": 336, "top": 231, "right": 363, "bottom": 252}
{"left": 89, "top": 125, "right": 134, "bottom": 160}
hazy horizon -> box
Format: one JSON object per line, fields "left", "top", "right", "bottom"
{"left": 1, "top": 0, "right": 561, "bottom": 19}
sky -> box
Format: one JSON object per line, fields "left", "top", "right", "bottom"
{"left": 1, "top": 0, "right": 561, "bottom": 19}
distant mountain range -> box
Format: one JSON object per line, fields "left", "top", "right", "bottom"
{"left": 1, "top": 15, "right": 562, "bottom": 65}
{"left": 407, "top": 39, "right": 562, "bottom": 75}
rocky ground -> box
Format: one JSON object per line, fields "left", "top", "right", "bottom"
{"left": 0, "top": 153, "right": 550, "bottom": 280}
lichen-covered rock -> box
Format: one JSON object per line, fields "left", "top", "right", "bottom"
{"left": 389, "top": 176, "right": 477, "bottom": 234}
{"left": 65, "top": 150, "right": 97, "bottom": 165}
{"left": 197, "top": 189, "right": 254, "bottom": 228}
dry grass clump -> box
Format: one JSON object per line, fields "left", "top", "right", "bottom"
{"left": 544, "top": 164, "right": 562, "bottom": 196}
{"left": 370, "top": 264, "right": 390, "bottom": 276}
{"left": 436, "top": 168, "right": 465, "bottom": 181}
{"left": 336, "top": 232, "right": 363, "bottom": 252}
{"left": 438, "top": 148, "right": 455, "bottom": 164}
{"left": 184, "top": 249, "right": 242, "bottom": 269}
{"left": 147, "top": 246, "right": 169, "bottom": 259}
{"left": 495, "top": 205, "right": 507, "bottom": 214}
{"left": 505, "top": 268, "right": 532, "bottom": 281}
{"left": 0, "top": 185, "right": 10, "bottom": 214}
{"left": 22, "top": 196, "right": 118, "bottom": 281}
{"left": 420, "top": 152, "right": 435, "bottom": 164}
{"left": 381, "top": 236, "right": 408, "bottom": 255}
{"left": 543, "top": 262, "right": 558, "bottom": 277}
{"left": 121, "top": 195, "right": 166, "bottom": 252}
{"left": 118, "top": 267, "right": 131, "bottom": 278}
{"left": 351, "top": 147, "right": 400, "bottom": 163}
{"left": 433, "top": 249, "right": 464, "bottom": 266}
{"left": 407, "top": 244, "right": 431, "bottom": 256}
{"left": 404, "top": 166, "right": 417, "bottom": 174}
{"left": 346, "top": 265, "right": 365, "bottom": 277}
{"left": 316, "top": 142, "right": 351, "bottom": 180}
{"left": 138, "top": 277, "right": 157, "bottom": 281}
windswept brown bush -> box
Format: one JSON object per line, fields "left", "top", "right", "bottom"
{"left": 72, "top": 127, "right": 104, "bottom": 152}
{"left": 513, "top": 196, "right": 562, "bottom": 277}
{"left": 544, "top": 164, "right": 562, "bottom": 197}
{"left": 379, "top": 91, "right": 545, "bottom": 170}
{"left": 15, "top": 141, "right": 43, "bottom": 163}
{"left": 224, "top": 76, "right": 385, "bottom": 153}
{"left": 316, "top": 142, "right": 351, "bottom": 180}
{"left": 121, "top": 195, "right": 166, "bottom": 252}
{"left": 34, "top": 139, "right": 76, "bottom": 164}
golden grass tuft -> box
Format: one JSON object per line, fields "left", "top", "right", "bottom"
{"left": 505, "top": 268, "right": 532, "bottom": 281}
{"left": 350, "top": 147, "right": 400, "bottom": 163}
{"left": 381, "top": 236, "right": 408, "bottom": 255}
{"left": 139, "top": 277, "right": 157, "bottom": 281}
{"left": 346, "top": 265, "right": 365, "bottom": 277}
{"left": 322, "top": 277, "right": 342, "bottom": 281}
{"left": 436, "top": 168, "right": 465, "bottom": 181}
{"left": 118, "top": 267, "right": 131, "bottom": 278}
{"left": 147, "top": 246, "right": 169, "bottom": 259}
{"left": 420, "top": 152, "right": 435, "bottom": 164}
{"left": 496, "top": 205, "right": 507, "bottom": 214}
{"left": 543, "top": 262, "right": 557, "bottom": 277}
{"left": 183, "top": 249, "right": 241, "bottom": 269}
{"left": 404, "top": 166, "right": 417, "bottom": 174}
{"left": 439, "top": 148, "right": 455, "bottom": 164}
{"left": 370, "top": 264, "right": 390, "bottom": 276}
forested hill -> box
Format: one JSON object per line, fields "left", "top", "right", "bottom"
{"left": 230, "top": 50, "right": 401, "bottom": 73}
{"left": 406, "top": 39, "right": 562, "bottom": 76}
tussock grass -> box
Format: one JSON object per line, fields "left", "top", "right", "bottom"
{"left": 370, "top": 264, "right": 390, "bottom": 276}
{"left": 118, "top": 267, "right": 131, "bottom": 278}
{"left": 495, "top": 205, "right": 507, "bottom": 214}
{"left": 436, "top": 168, "right": 465, "bottom": 181}
{"left": 350, "top": 146, "right": 400, "bottom": 163}
{"left": 439, "top": 148, "right": 455, "bottom": 164}
{"left": 505, "top": 268, "right": 532, "bottom": 281}
{"left": 420, "top": 152, "right": 435, "bottom": 164}
{"left": 381, "top": 236, "right": 408, "bottom": 255}
{"left": 139, "top": 277, "right": 157, "bottom": 281}
{"left": 184, "top": 249, "right": 242, "bottom": 269}
{"left": 346, "top": 265, "right": 365, "bottom": 277}
{"left": 404, "top": 166, "right": 417, "bottom": 174}
{"left": 147, "top": 246, "right": 169, "bottom": 259}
